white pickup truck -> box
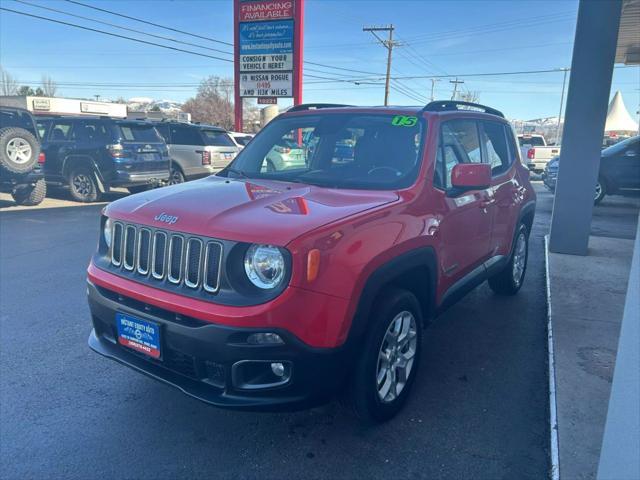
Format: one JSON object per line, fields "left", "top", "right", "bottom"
{"left": 518, "top": 134, "right": 560, "bottom": 173}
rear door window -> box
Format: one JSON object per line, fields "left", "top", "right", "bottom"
{"left": 72, "top": 121, "right": 110, "bottom": 144}
{"left": 170, "top": 125, "right": 203, "bottom": 146}
{"left": 201, "top": 129, "right": 236, "bottom": 147}
{"left": 48, "top": 121, "right": 73, "bottom": 142}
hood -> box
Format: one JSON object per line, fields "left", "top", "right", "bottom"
{"left": 105, "top": 176, "right": 399, "bottom": 245}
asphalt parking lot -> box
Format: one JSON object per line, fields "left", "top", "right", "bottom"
{"left": 1, "top": 183, "right": 637, "bottom": 479}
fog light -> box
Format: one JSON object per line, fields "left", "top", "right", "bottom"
{"left": 231, "top": 360, "right": 292, "bottom": 390}
{"left": 246, "top": 332, "right": 284, "bottom": 345}
{"left": 271, "top": 362, "right": 285, "bottom": 377}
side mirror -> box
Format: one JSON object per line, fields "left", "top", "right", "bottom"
{"left": 450, "top": 163, "right": 491, "bottom": 193}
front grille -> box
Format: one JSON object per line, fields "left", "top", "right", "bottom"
{"left": 110, "top": 222, "right": 223, "bottom": 294}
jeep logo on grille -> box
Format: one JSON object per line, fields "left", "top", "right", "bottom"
{"left": 154, "top": 213, "right": 178, "bottom": 225}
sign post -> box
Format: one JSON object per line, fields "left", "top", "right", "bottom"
{"left": 234, "top": 0, "right": 304, "bottom": 132}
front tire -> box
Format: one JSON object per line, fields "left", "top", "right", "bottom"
{"left": 69, "top": 168, "right": 100, "bottom": 203}
{"left": 11, "top": 179, "right": 46, "bottom": 206}
{"left": 347, "top": 288, "right": 423, "bottom": 423}
{"left": 488, "top": 223, "right": 528, "bottom": 295}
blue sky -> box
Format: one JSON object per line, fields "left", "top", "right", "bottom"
{"left": 1, "top": 0, "right": 638, "bottom": 120}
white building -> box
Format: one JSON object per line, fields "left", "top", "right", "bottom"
{"left": 0, "top": 95, "right": 127, "bottom": 118}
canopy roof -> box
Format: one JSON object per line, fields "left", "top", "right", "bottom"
{"left": 605, "top": 91, "right": 639, "bottom": 133}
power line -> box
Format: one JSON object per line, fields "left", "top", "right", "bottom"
{"left": 12, "top": 0, "right": 233, "bottom": 56}
{"left": 304, "top": 61, "right": 382, "bottom": 76}
{"left": 0, "top": 7, "right": 234, "bottom": 63}
{"left": 63, "top": 0, "right": 233, "bottom": 47}
{"left": 5, "top": 3, "right": 381, "bottom": 79}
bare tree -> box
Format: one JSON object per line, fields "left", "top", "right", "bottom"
{"left": 41, "top": 75, "right": 58, "bottom": 97}
{"left": 459, "top": 91, "right": 480, "bottom": 103}
{"left": 181, "top": 76, "right": 234, "bottom": 130}
{"left": 0, "top": 67, "right": 19, "bottom": 96}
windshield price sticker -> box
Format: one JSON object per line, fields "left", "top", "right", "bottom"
{"left": 392, "top": 116, "right": 418, "bottom": 127}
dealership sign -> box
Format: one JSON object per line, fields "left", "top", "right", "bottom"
{"left": 240, "top": 72, "right": 292, "bottom": 97}
{"left": 239, "top": 0, "right": 293, "bottom": 21}
{"left": 234, "top": 0, "right": 303, "bottom": 126}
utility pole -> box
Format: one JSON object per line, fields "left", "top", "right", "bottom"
{"left": 555, "top": 67, "right": 569, "bottom": 144}
{"left": 94, "top": 94, "right": 100, "bottom": 102}
{"left": 449, "top": 78, "right": 464, "bottom": 100}
{"left": 363, "top": 24, "right": 400, "bottom": 106}
{"left": 430, "top": 78, "right": 440, "bottom": 101}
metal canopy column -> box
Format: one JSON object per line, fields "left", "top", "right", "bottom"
{"left": 548, "top": 0, "right": 624, "bottom": 255}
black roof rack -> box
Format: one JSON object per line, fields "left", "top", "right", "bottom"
{"left": 287, "top": 103, "right": 353, "bottom": 112}
{"left": 422, "top": 100, "right": 504, "bottom": 118}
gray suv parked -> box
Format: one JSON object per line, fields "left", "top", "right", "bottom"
{"left": 154, "top": 122, "right": 240, "bottom": 184}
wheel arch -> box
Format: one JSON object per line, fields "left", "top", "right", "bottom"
{"left": 518, "top": 201, "right": 536, "bottom": 237}
{"left": 348, "top": 247, "right": 437, "bottom": 344}
{"left": 62, "top": 155, "right": 107, "bottom": 192}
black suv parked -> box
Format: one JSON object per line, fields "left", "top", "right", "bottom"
{"left": 543, "top": 135, "right": 639, "bottom": 204}
{"left": 0, "top": 107, "right": 46, "bottom": 206}
{"left": 37, "top": 116, "right": 170, "bottom": 202}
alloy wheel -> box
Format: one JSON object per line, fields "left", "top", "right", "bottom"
{"left": 72, "top": 173, "right": 92, "bottom": 196}
{"left": 6, "top": 138, "right": 32, "bottom": 164}
{"left": 512, "top": 232, "right": 527, "bottom": 287}
{"left": 595, "top": 182, "right": 603, "bottom": 201}
{"left": 170, "top": 168, "right": 184, "bottom": 185}
{"left": 376, "top": 310, "right": 418, "bottom": 403}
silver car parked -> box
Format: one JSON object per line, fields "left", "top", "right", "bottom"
{"left": 154, "top": 121, "right": 240, "bottom": 184}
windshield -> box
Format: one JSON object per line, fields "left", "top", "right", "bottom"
{"left": 518, "top": 135, "right": 545, "bottom": 147}
{"left": 219, "top": 113, "right": 424, "bottom": 190}
{"left": 602, "top": 136, "right": 638, "bottom": 156}
{"left": 116, "top": 123, "right": 163, "bottom": 143}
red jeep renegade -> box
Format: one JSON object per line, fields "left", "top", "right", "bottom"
{"left": 88, "top": 101, "right": 535, "bottom": 422}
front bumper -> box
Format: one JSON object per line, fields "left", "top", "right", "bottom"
{"left": 87, "top": 281, "right": 351, "bottom": 411}
{"left": 112, "top": 171, "right": 170, "bottom": 187}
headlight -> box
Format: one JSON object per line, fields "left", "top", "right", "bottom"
{"left": 103, "top": 217, "right": 113, "bottom": 249}
{"left": 244, "top": 244, "right": 285, "bottom": 289}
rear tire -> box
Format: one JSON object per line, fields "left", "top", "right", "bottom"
{"left": 346, "top": 288, "right": 423, "bottom": 423}
{"left": 11, "top": 179, "right": 46, "bottom": 206}
{"left": 594, "top": 178, "right": 606, "bottom": 205}
{"left": 169, "top": 166, "right": 185, "bottom": 185}
{"left": 0, "top": 127, "right": 39, "bottom": 174}
{"left": 69, "top": 167, "right": 100, "bottom": 203}
{"left": 488, "top": 223, "right": 528, "bottom": 295}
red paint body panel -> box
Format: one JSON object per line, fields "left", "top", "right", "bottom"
{"left": 88, "top": 263, "right": 350, "bottom": 348}
{"left": 90, "top": 108, "right": 536, "bottom": 350}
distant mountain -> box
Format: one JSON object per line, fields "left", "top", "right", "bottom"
{"left": 126, "top": 97, "right": 183, "bottom": 114}
{"left": 510, "top": 116, "right": 563, "bottom": 144}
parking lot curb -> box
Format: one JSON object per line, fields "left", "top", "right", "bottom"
{"left": 545, "top": 234, "right": 560, "bottom": 480}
